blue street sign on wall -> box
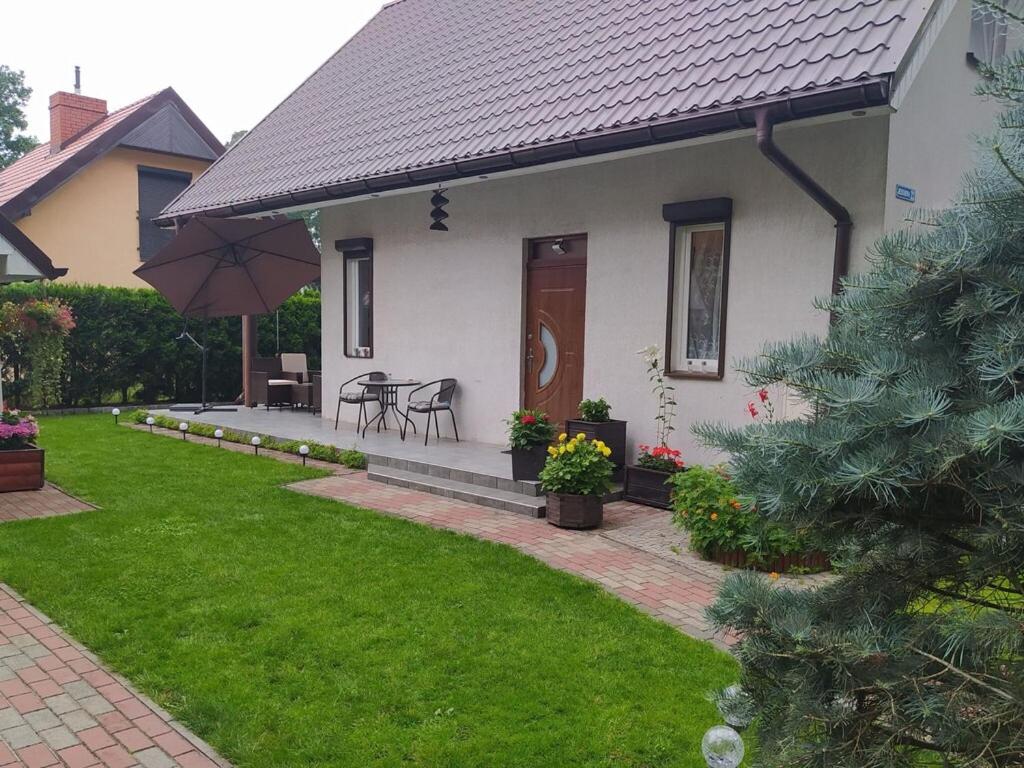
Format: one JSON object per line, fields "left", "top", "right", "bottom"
{"left": 895, "top": 184, "right": 917, "bottom": 203}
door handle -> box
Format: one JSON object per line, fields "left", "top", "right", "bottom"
{"left": 526, "top": 347, "right": 534, "bottom": 373}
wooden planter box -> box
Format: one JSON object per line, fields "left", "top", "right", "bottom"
{"left": 623, "top": 464, "right": 679, "bottom": 509}
{"left": 565, "top": 419, "right": 626, "bottom": 481}
{"left": 0, "top": 447, "right": 44, "bottom": 492}
{"left": 709, "top": 548, "right": 830, "bottom": 574}
{"left": 546, "top": 492, "right": 604, "bottom": 529}
{"left": 510, "top": 444, "right": 549, "bottom": 481}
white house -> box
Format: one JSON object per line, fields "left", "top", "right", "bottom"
{"left": 159, "top": 0, "right": 1016, "bottom": 462}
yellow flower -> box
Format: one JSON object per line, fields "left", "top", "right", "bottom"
{"left": 595, "top": 440, "right": 606, "bottom": 450}
{"left": 547, "top": 446, "right": 558, "bottom": 457}
{"left": 601, "top": 447, "right": 612, "bottom": 457}
{"left": 769, "top": 571, "right": 780, "bottom": 581}
{"left": 558, "top": 433, "right": 567, "bottom": 442}
{"left": 558, "top": 445, "right": 567, "bottom": 455}
{"left": 566, "top": 441, "right": 576, "bottom": 453}
{"left": 576, "top": 432, "right": 586, "bottom": 441}
{"left": 710, "top": 512, "right": 719, "bottom": 521}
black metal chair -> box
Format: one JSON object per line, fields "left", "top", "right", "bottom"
{"left": 404, "top": 379, "right": 459, "bottom": 446}
{"left": 335, "top": 371, "right": 386, "bottom": 432}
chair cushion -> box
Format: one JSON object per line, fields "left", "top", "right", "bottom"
{"left": 279, "top": 353, "right": 307, "bottom": 375}
{"left": 409, "top": 400, "right": 450, "bottom": 412}
{"left": 340, "top": 391, "right": 380, "bottom": 403}
{"left": 268, "top": 379, "right": 296, "bottom": 387}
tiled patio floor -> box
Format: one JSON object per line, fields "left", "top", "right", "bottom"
{"left": 0, "top": 486, "right": 93, "bottom": 523}
{"left": 0, "top": 585, "right": 228, "bottom": 768}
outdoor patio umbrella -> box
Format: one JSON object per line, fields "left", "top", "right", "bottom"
{"left": 134, "top": 216, "right": 320, "bottom": 413}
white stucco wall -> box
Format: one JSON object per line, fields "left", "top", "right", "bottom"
{"left": 885, "top": 0, "right": 1006, "bottom": 230}
{"left": 320, "top": 116, "right": 890, "bottom": 462}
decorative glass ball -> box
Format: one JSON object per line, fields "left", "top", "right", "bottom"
{"left": 145, "top": 417, "right": 155, "bottom": 426}
{"left": 214, "top": 429, "right": 224, "bottom": 439}
{"left": 251, "top": 436, "right": 261, "bottom": 446}
{"left": 298, "top": 445, "right": 310, "bottom": 456}
{"left": 178, "top": 422, "right": 189, "bottom": 432}
{"left": 702, "top": 726, "right": 744, "bottom": 768}
{"left": 111, "top": 408, "right": 120, "bottom": 416}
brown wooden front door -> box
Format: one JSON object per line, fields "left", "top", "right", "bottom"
{"left": 523, "top": 234, "right": 587, "bottom": 430}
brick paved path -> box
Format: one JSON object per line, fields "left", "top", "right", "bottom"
{"left": 290, "top": 474, "right": 735, "bottom": 646}
{"left": 0, "top": 586, "right": 228, "bottom": 768}
{"left": 0, "top": 486, "right": 92, "bottom": 523}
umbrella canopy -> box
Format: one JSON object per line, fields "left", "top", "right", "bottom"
{"left": 134, "top": 217, "right": 320, "bottom": 317}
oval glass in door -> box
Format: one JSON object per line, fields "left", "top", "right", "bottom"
{"left": 538, "top": 323, "right": 558, "bottom": 389}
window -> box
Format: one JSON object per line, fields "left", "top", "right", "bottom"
{"left": 662, "top": 198, "right": 732, "bottom": 379}
{"left": 337, "top": 238, "right": 374, "bottom": 358}
{"left": 137, "top": 166, "right": 191, "bottom": 260}
{"left": 968, "top": 1, "right": 1018, "bottom": 67}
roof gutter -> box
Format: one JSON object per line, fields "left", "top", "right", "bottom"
{"left": 754, "top": 107, "right": 852, "bottom": 297}
{"left": 155, "top": 79, "right": 890, "bottom": 227}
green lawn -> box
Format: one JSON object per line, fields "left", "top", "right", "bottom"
{"left": 0, "top": 415, "right": 736, "bottom": 767}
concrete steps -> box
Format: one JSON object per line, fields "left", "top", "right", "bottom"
{"left": 368, "top": 465, "right": 547, "bottom": 517}
{"left": 367, "top": 460, "right": 624, "bottom": 518}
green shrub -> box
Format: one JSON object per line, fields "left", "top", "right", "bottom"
{"left": 670, "top": 465, "right": 810, "bottom": 568}
{"left": 129, "top": 411, "right": 366, "bottom": 469}
{"left": 0, "top": 283, "right": 320, "bottom": 408}
{"left": 577, "top": 397, "right": 611, "bottom": 422}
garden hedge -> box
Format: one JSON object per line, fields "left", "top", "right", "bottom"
{"left": 0, "top": 283, "right": 320, "bottom": 408}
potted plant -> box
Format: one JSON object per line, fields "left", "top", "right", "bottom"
{"left": 565, "top": 397, "right": 627, "bottom": 480}
{"left": 506, "top": 408, "right": 556, "bottom": 481}
{"left": 670, "top": 465, "right": 828, "bottom": 573}
{"left": 625, "top": 444, "right": 685, "bottom": 508}
{"left": 0, "top": 409, "right": 43, "bottom": 492}
{"left": 540, "top": 432, "right": 614, "bottom": 529}
{"left": 624, "top": 346, "right": 686, "bottom": 508}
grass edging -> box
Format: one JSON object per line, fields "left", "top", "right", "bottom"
{"left": 129, "top": 410, "right": 367, "bottom": 469}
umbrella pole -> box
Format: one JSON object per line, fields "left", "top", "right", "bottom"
{"left": 201, "top": 317, "right": 208, "bottom": 409}
{"left": 193, "top": 317, "right": 237, "bottom": 415}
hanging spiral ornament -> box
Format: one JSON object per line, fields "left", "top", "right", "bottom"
{"left": 429, "top": 188, "right": 450, "bottom": 231}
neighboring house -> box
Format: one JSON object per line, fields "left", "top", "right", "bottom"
{"left": 0, "top": 212, "right": 65, "bottom": 283}
{"left": 0, "top": 87, "right": 223, "bottom": 288}
{"left": 158, "top": 0, "right": 1012, "bottom": 458}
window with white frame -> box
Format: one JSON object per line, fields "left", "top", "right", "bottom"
{"left": 968, "top": 1, "right": 1021, "bottom": 67}
{"left": 336, "top": 238, "right": 374, "bottom": 358}
{"left": 663, "top": 198, "right": 732, "bottom": 379}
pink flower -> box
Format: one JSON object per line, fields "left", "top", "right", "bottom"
{"left": 758, "top": 388, "right": 769, "bottom": 403}
{"left": 747, "top": 402, "right": 759, "bottom": 419}
{"left": 520, "top": 414, "right": 537, "bottom": 425}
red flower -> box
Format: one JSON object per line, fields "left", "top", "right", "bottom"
{"left": 758, "top": 388, "right": 769, "bottom": 403}
{"left": 747, "top": 402, "right": 758, "bottom": 418}
{"left": 520, "top": 414, "right": 537, "bottom": 425}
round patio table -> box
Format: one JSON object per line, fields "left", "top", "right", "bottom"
{"left": 357, "top": 378, "right": 421, "bottom": 439}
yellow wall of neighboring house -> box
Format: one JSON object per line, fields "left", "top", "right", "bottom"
{"left": 14, "top": 148, "right": 211, "bottom": 288}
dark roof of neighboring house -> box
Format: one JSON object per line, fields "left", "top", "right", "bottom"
{"left": 0, "top": 88, "right": 224, "bottom": 219}
{"left": 0, "top": 212, "right": 66, "bottom": 280}
{"left": 160, "top": 0, "right": 933, "bottom": 223}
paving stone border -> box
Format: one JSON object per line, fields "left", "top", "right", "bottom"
{"left": 0, "top": 585, "right": 230, "bottom": 768}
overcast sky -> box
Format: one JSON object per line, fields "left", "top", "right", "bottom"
{"left": 6, "top": 0, "right": 384, "bottom": 145}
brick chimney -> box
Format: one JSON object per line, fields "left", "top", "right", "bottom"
{"left": 49, "top": 91, "right": 107, "bottom": 153}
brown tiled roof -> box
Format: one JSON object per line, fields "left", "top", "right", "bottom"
{"left": 160, "top": 0, "right": 931, "bottom": 221}
{"left": 0, "top": 212, "right": 66, "bottom": 280}
{"left": 0, "top": 88, "right": 224, "bottom": 219}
